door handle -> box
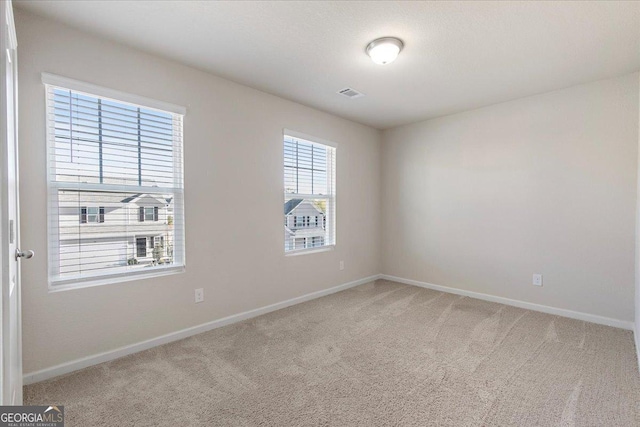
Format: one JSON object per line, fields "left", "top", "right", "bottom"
{"left": 15, "top": 249, "right": 34, "bottom": 260}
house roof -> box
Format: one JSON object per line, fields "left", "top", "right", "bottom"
{"left": 120, "top": 193, "right": 143, "bottom": 203}
{"left": 120, "top": 193, "right": 172, "bottom": 206}
{"left": 284, "top": 199, "right": 303, "bottom": 215}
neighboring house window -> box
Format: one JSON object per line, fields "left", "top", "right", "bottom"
{"left": 45, "top": 74, "right": 186, "bottom": 288}
{"left": 80, "top": 207, "right": 105, "bottom": 224}
{"left": 284, "top": 131, "right": 336, "bottom": 252}
{"left": 139, "top": 206, "right": 158, "bottom": 222}
{"left": 294, "top": 238, "right": 306, "bottom": 250}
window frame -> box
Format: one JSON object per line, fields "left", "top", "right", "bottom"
{"left": 283, "top": 129, "right": 337, "bottom": 256}
{"left": 81, "top": 206, "right": 104, "bottom": 224}
{"left": 43, "top": 73, "right": 187, "bottom": 291}
{"left": 142, "top": 206, "right": 157, "bottom": 222}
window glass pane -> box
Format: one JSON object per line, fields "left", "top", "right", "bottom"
{"left": 284, "top": 197, "right": 330, "bottom": 251}
{"left": 52, "top": 89, "right": 176, "bottom": 187}
{"left": 86, "top": 207, "right": 99, "bottom": 223}
{"left": 56, "top": 190, "right": 176, "bottom": 277}
{"left": 144, "top": 207, "right": 155, "bottom": 221}
{"left": 283, "top": 136, "right": 329, "bottom": 195}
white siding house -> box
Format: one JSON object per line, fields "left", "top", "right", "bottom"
{"left": 57, "top": 191, "right": 175, "bottom": 276}
{"left": 284, "top": 199, "right": 326, "bottom": 251}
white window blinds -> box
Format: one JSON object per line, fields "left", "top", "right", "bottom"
{"left": 284, "top": 131, "right": 336, "bottom": 253}
{"left": 44, "top": 74, "right": 185, "bottom": 287}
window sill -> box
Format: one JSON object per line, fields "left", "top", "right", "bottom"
{"left": 48, "top": 265, "right": 185, "bottom": 293}
{"left": 285, "top": 245, "right": 335, "bottom": 257}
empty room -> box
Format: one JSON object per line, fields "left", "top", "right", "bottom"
{"left": 0, "top": 0, "right": 638, "bottom": 425}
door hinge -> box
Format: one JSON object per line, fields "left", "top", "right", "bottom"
{"left": 9, "top": 219, "right": 14, "bottom": 244}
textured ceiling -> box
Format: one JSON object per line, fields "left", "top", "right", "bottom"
{"left": 15, "top": 1, "right": 640, "bottom": 129}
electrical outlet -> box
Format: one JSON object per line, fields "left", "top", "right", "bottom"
{"left": 532, "top": 274, "right": 543, "bottom": 287}
{"left": 195, "top": 288, "right": 204, "bottom": 303}
{"left": 339, "top": 261, "right": 344, "bottom": 271}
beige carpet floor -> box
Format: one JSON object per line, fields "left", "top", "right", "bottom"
{"left": 25, "top": 280, "right": 640, "bottom": 426}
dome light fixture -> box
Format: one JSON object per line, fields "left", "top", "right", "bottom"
{"left": 365, "top": 37, "right": 404, "bottom": 65}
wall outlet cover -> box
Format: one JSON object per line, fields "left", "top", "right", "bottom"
{"left": 532, "top": 274, "right": 543, "bottom": 287}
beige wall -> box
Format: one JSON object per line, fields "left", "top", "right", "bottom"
{"left": 382, "top": 73, "right": 639, "bottom": 322}
{"left": 16, "top": 10, "right": 382, "bottom": 374}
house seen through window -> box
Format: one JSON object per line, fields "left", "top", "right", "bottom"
{"left": 45, "top": 75, "right": 185, "bottom": 287}
{"left": 284, "top": 132, "right": 336, "bottom": 252}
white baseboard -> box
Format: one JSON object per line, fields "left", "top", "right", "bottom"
{"left": 381, "top": 274, "right": 634, "bottom": 331}
{"left": 23, "top": 274, "right": 382, "bottom": 385}
{"left": 25, "top": 272, "right": 633, "bottom": 385}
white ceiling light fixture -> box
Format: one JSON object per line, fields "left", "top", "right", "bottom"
{"left": 366, "top": 37, "right": 404, "bottom": 65}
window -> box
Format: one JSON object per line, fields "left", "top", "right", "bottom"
{"left": 294, "top": 238, "right": 306, "bottom": 250}
{"left": 284, "top": 130, "right": 336, "bottom": 253}
{"left": 139, "top": 206, "right": 158, "bottom": 222}
{"left": 80, "top": 206, "right": 104, "bottom": 224}
{"left": 44, "top": 73, "right": 186, "bottom": 288}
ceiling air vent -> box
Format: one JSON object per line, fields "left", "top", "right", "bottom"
{"left": 337, "top": 87, "right": 365, "bottom": 99}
